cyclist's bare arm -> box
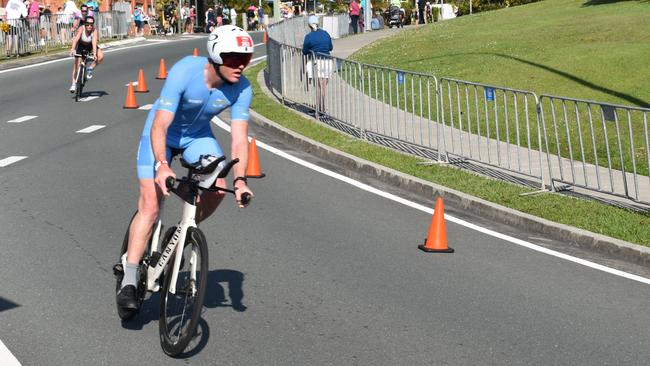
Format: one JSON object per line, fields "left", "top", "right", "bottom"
{"left": 151, "top": 110, "right": 175, "bottom": 195}
{"left": 69, "top": 28, "right": 82, "bottom": 55}
{"left": 92, "top": 29, "right": 98, "bottom": 54}
{"left": 230, "top": 120, "right": 253, "bottom": 207}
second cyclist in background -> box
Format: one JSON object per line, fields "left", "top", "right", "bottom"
{"left": 69, "top": 15, "right": 104, "bottom": 92}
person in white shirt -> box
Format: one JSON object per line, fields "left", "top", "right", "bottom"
{"left": 4, "top": 0, "right": 27, "bottom": 54}
{"left": 229, "top": 7, "right": 236, "bottom": 26}
{"left": 5, "top": 0, "right": 28, "bottom": 25}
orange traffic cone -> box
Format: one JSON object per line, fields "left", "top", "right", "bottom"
{"left": 156, "top": 58, "right": 167, "bottom": 80}
{"left": 123, "top": 82, "right": 139, "bottom": 109}
{"left": 263, "top": 31, "right": 267, "bottom": 44}
{"left": 418, "top": 196, "right": 454, "bottom": 253}
{"left": 135, "top": 69, "right": 149, "bottom": 93}
{"left": 245, "top": 137, "right": 266, "bottom": 178}
{"left": 193, "top": 47, "right": 199, "bottom": 57}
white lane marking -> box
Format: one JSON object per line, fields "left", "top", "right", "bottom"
{"left": 76, "top": 125, "right": 105, "bottom": 133}
{"left": 125, "top": 81, "right": 139, "bottom": 87}
{"left": 0, "top": 156, "right": 28, "bottom": 167}
{"left": 139, "top": 104, "right": 153, "bottom": 110}
{"left": 254, "top": 42, "right": 265, "bottom": 47}
{"left": 79, "top": 96, "right": 99, "bottom": 102}
{"left": 0, "top": 38, "right": 198, "bottom": 75}
{"left": 213, "top": 117, "right": 650, "bottom": 285}
{"left": 0, "top": 339, "right": 21, "bottom": 366}
{"left": 250, "top": 55, "right": 267, "bottom": 64}
{"left": 147, "top": 39, "right": 174, "bottom": 43}
{"left": 7, "top": 115, "right": 37, "bottom": 123}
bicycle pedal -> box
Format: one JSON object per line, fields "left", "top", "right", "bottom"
{"left": 113, "top": 263, "right": 124, "bottom": 277}
{"left": 150, "top": 251, "right": 162, "bottom": 267}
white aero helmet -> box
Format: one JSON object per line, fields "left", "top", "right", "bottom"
{"left": 206, "top": 25, "right": 254, "bottom": 65}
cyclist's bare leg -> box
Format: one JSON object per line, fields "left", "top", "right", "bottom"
{"left": 91, "top": 49, "right": 104, "bottom": 69}
{"left": 127, "top": 178, "right": 163, "bottom": 264}
{"left": 196, "top": 177, "right": 226, "bottom": 223}
{"left": 71, "top": 57, "right": 81, "bottom": 83}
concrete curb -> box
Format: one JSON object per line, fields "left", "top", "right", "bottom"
{"left": 250, "top": 70, "right": 650, "bottom": 267}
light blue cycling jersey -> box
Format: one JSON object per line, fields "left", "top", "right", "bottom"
{"left": 137, "top": 55, "right": 252, "bottom": 179}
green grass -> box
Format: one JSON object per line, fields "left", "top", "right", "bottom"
{"left": 245, "top": 61, "right": 650, "bottom": 246}
{"left": 353, "top": 0, "right": 650, "bottom": 106}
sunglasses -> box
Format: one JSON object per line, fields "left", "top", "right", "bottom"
{"left": 86, "top": 23, "right": 94, "bottom": 26}
{"left": 221, "top": 53, "right": 252, "bottom": 68}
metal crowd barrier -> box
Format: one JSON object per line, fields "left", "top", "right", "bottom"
{"left": 1, "top": 11, "right": 128, "bottom": 58}
{"left": 266, "top": 17, "right": 650, "bottom": 207}
{"left": 439, "top": 78, "right": 545, "bottom": 189}
{"left": 267, "top": 16, "right": 308, "bottom": 48}
{"left": 540, "top": 96, "right": 650, "bottom": 204}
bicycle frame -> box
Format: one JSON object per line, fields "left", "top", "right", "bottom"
{"left": 147, "top": 198, "right": 197, "bottom": 294}
{"left": 118, "top": 197, "right": 197, "bottom": 295}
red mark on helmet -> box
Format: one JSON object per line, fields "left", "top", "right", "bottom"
{"left": 236, "top": 36, "right": 252, "bottom": 47}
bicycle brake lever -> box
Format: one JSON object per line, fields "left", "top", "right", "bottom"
{"left": 165, "top": 177, "right": 176, "bottom": 189}
{"left": 240, "top": 192, "right": 252, "bottom": 206}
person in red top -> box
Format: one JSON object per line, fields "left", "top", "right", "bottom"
{"left": 348, "top": 0, "right": 360, "bottom": 34}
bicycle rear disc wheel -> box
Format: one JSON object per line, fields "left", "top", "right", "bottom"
{"left": 159, "top": 227, "right": 208, "bottom": 357}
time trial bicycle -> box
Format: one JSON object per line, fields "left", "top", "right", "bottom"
{"left": 73, "top": 52, "right": 94, "bottom": 102}
{"left": 113, "top": 154, "right": 250, "bottom": 356}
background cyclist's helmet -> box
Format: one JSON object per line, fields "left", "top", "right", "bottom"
{"left": 206, "top": 25, "right": 254, "bottom": 65}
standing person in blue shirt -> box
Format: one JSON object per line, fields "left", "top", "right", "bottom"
{"left": 302, "top": 15, "right": 333, "bottom": 114}
{"left": 116, "top": 25, "right": 256, "bottom": 311}
{"left": 133, "top": 4, "right": 144, "bottom": 36}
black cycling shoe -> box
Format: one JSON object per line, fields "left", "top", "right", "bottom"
{"left": 116, "top": 285, "right": 139, "bottom": 310}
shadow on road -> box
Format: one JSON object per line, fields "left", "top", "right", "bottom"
{"left": 174, "top": 318, "right": 210, "bottom": 359}
{"left": 117, "top": 268, "right": 245, "bottom": 358}
{"left": 75, "top": 90, "right": 109, "bottom": 100}
{"left": 0, "top": 296, "right": 20, "bottom": 312}
{"left": 120, "top": 292, "right": 161, "bottom": 330}
{"left": 204, "top": 269, "right": 247, "bottom": 312}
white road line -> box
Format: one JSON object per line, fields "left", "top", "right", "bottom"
{"left": 138, "top": 104, "right": 153, "bottom": 110}
{"left": 213, "top": 117, "right": 650, "bottom": 285}
{"left": 76, "top": 125, "right": 105, "bottom": 133}
{"left": 251, "top": 55, "right": 267, "bottom": 64}
{"left": 0, "top": 38, "right": 197, "bottom": 75}
{"left": 0, "top": 156, "right": 28, "bottom": 167}
{"left": 79, "top": 96, "right": 99, "bottom": 102}
{"left": 7, "top": 115, "right": 37, "bottom": 123}
{"left": 0, "top": 339, "right": 21, "bottom": 366}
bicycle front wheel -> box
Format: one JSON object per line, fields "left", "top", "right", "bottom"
{"left": 159, "top": 227, "right": 208, "bottom": 357}
{"left": 75, "top": 66, "right": 84, "bottom": 102}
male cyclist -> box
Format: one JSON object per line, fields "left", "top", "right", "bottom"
{"left": 74, "top": 4, "right": 89, "bottom": 30}
{"left": 69, "top": 15, "right": 104, "bottom": 92}
{"left": 116, "top": 25, "right": 255, "bottom": 310}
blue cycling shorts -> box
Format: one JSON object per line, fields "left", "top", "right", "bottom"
{"left": 136, "top": 113, "right": 223, "bottom": 180}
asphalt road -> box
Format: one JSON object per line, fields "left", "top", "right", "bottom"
{"left": 1, "top": 33, "right": 649, "bottom": 365}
